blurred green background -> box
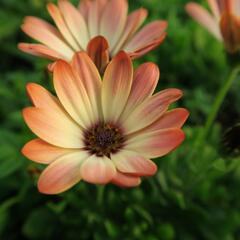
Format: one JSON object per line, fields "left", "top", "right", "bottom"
{"left": 1, "top": 0, "right": 240, "bottom": 239}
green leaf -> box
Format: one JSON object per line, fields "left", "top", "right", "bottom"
{"left": 213, "top": 159, "right": 227, "bottom": 172}
{"left": 157, "top": 224, "right": 175, "bottom": 240}
{"left": 22, "top": 207, "right": 59, "bottom": 240}
{"left": 0, "top": 146, "right": 22, "bottom": 179}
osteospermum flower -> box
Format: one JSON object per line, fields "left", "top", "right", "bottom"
{"left": 18, "top": 0, "right": 167, "bottom": 71}
{"left": 186, "top": 0, "right": 240, "bottom": 53}
{"left": 22, "top": 51, "right": 188, "bottom": 194}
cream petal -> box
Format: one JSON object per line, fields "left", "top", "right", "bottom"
{"left": 48, "top": 62, "right": 57, "bottom": 72}
{"left": 78, "top": 0, "right": 92, "bottom": 20}
{"left": 21, "top": 16, "right": 74, "bottom": 60}
{"left": 207, "top": 0, "right": 221, "bottom": 19}
{"left": 121, "top": 62, "right": 159, "bottom": 120}
{"left": 23, "top": 16, "right": 61, "bottom": 36}
{"left": 26, "top": 82, "right": 84, "bottom": 130}
{"left": 47, "top": 3, "right": 80, "bottom": 51}
{"left": 126, "top": 128, "right": 185, "bottom": 159}
{"left": 86, "top": 36, "right": 110, "bottom": 74}
{"left": 123, "top": 89, "right": 183, "bottom": 134}
{"left": 124, "top": 21, "right": 167, "bottom": 52}
{"left": 101, "top": 51, "right": 133, "bottom": 122}
{"left": 18, "top": 43, "right": 61, "bottom": 60}
{"left": 111, "top": 171, "right": 141, "bottom": 187}
{"left": 53, "top": 60, "right": 94, "bottom": 128}
{"left": 22, "top": 139, "right": 77, "bottom": 164}
{"left": 58, "top": 0, "right": 89, "bottom": 50}
{"left": 23, "top": 107, "right": 84, "bottom": 149}
{"left": 143, "top": 108, "right": 189, "bottom": 132}
{"left": 185, "top": 3, "right": 222, "bottom": 40}
{"left": 71, "top": 52, "right": 103, "bottom": 120}
{"left": 80, "top": 155, "right": 116, "bottom": 184}
{"left": 112, "top": 8, "right": 148, "bottom": 55}
{"left": 38, "top": 151, "right": 88, "bottom": 194}
{"left": 223, "top": 0, "right": 240, "bottom": 16}
{"left": 112, "top": 150, "right": 157, "bottom": 177}
{"left": 100, "top": 0, "right": 128, "bottom": 51}
{"left": 233, "top": 0, "right": 240, "bottom": 16}
{"left": 127, "top": 35, "right": 166, "bottom": 59}
{"left": 88, "top": 0, "right": 108, "bottom": 38}
{"left": 26, "top": 83, "right": 62, "bottom": 110}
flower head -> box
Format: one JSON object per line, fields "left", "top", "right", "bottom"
{"left": 22, "top": 51, "right": 188, "bottom": 194}
{"left": 186, "top": 0, "right": 240, "bottom": 53}
{"left": 18, "top": 0, "right": 167, "bottom": 71}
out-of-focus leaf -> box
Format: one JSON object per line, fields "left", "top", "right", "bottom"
{"left": 157, "top": 224, "right": 175, "bottom": 240}
{"left": 22, "top": 207, "right": 59, "bottom": 240}
{"left": 104, "top": 220, "right": 119, "bottom": 239}
{"left": 213, "top": 159, "right": 227, "bottom": 172}
{"left": 0, "top": 146, "right": 21, "bottom": 179}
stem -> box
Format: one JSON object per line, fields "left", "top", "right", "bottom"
{"left": 190, "top": 65, "right": 240, "bottom": 166}
{"left": 185, "top": 65, "right": 240, "bottom": 192}
{"left": 96, "top": 185, "right": 105, "bottom": 206}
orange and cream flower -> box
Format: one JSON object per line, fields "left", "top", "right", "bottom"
{"left": 22, "top": 51, "right": 188, "bottom": 195}
{"left": 18, "top": 0, "right": 167, "bottom": 71}
{"left": 186, "top": 0, "right": 240, "bottom": 53}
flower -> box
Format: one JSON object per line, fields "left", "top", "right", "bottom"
{"left": 22, "top": 51, "right": 188, "bottom": 194}
{"left": 18, "top": 0, "right": 167, "bottom": 71}
{"left": 186, "top": 0, "right": 240, "bottom": 53}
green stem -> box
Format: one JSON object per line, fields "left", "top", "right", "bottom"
{"left": 96, "top": 185, "right": 105, "bottom": 206}
{"left": 185, "top": 65, "right": 240, "bottom": 192}
{"left": 190, "top": 65, "right": 240, "bottom": 166}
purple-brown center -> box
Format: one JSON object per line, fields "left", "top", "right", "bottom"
{"left": 84, "top": 122, "right": 125, "bottom": 157}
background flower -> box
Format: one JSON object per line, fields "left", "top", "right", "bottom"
{"left": 18, "top": 0, "right": 167, "bottom": 70}
{"left": 22, "top": 51, "right": 187, "bottom": 194}
{"left": 186, "top": 0, "right": 240, "bottom": 53}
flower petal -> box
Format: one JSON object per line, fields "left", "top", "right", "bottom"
{"left": 78, "top": 0, "right": 92, "bottom": 20}
{"left": 26, "top": 83, "right": 61, "bottom": 110}
{"left": 53, "top": 60, "right": 94, "bottom": 128}
{"left": 111, "top": 171, "right": 141, "bottom": 188}
{"left": 23, "top": 107, "right": 83, "bottom": 148}
{"left": 21, "top": 16, "right": 74, "bottom": 60}
{"left": 58, "top": 0, "right": 89, "bottom": 49}
{"left": 128, "top": 35, "right": 166, "bottom": 59}
{"left": 47, "top": 3, "right": 80, "bottom": 51}
{"left": 112, "top": 8, "right": 148, "bottom": 55}
{"left": 38, "top": 152, "right": 88, "bottom": 194}
{"left": 87, "top": 0, "right": 108, "bottom": 38}
{"left": 123, "top": 89, "right": 183, "bottom": 134}
{"left": 220, "top": 12, "right": 240, "bottom": 52}
{"left": 232, "top": 0, "right": 240, "bottom": 16}
{"left": 86, "top": 36, "right": 110, "bottom": 74}
{"left": 112, "top": 150, "right": 157, "bottom": 177}
{"left": 102, "top": 51, "right": 133, "bottom": 122}
{"left": 80, "top": 155, "right": 116, "bottom": 184}
{"left": 100, "top": 0, "right": 128, "bottom": 51}
{"left": 121, "top": 62, "right": 159, "bottom": 120}
{"left": 71, "top": 52, "right": 103, "bottom": 120}
{"left": 126, "top": 128, "right": 185, "bottom": 159}
{"left": 185, "top": 3, "right": 222, "bottom": 40}
{"left": 144, "top": 108, "right": 189, "bottom": 132}
{"left": 124, "top": 21, "right": 167, "bottom": 52}
{"left": 18, "top": 43, "right": 61, "bottom": 60}
{"left": 207, "top": 0, "right": 221, "bottom": 19}
{"left": 22, "top": 139, "right": 76, "bottom": 164}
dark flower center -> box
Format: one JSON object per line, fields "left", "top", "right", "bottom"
{"left": 84, "top": 122, "right": 125, "bottom": 157}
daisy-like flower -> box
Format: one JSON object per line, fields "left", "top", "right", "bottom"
{"left": 18, "top": 0, "right": 167, "bottom": 71}
{"left": 186, "top": 0, "right": 240, "bottom": 53}
{"left": 22, "top": 51, "right": 188, "bottom": 194}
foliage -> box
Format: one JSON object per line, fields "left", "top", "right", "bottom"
{"left": 1, "top": 0, "right": 240, "bottom": 239}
